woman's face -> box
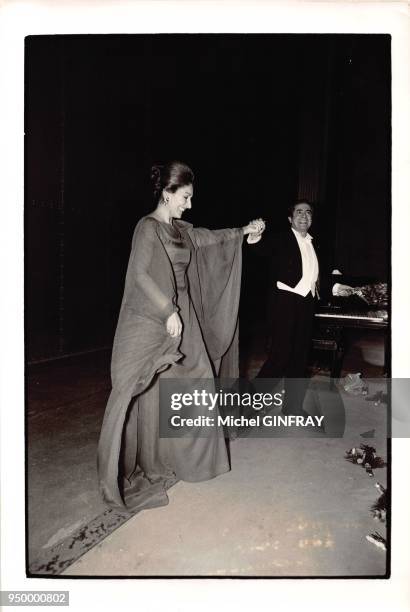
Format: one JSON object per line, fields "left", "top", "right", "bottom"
{"left": 165, "top": 184, "right": 193, "bottom": 219}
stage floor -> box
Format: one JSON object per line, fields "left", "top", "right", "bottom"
{"left": 27, "top": 328, "right": 388, "bottom": 576}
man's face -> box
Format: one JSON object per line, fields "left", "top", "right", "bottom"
{"left": 288, "top": 203, "right": 313, "bottom": 237}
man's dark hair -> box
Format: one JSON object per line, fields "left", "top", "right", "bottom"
{"left": 287, "top": 199, "right": 314, "bottom": 217}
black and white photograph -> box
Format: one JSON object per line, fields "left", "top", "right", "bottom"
{"left": 24, "top": 30, "right": 392, "bottom": 577}
{"left": 1, "top": 0, "right": 409, "bottom": 609}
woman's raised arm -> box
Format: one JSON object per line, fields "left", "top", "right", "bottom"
{"left": 189, "top": 218, "right": 265, "bottom": 248}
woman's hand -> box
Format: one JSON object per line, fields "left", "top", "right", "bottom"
{"left": 243, "top": 218, "right": 266, "bottom": 236}
{"left": 166, "top": 311, "right": 183, "bottom": 337}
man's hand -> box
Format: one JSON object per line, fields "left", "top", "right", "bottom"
{"left": 332, "top": 283, "right": 354, "bottom": 297}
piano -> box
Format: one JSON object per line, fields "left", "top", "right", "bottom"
{"left": 312, "top": 279, "right": 389, "bottom": 377}
{"left": 315, "top": 307, "right": 388, "bottom": 329}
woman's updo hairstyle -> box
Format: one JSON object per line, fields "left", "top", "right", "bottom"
{"left": 151, "top": 161, "right": 194, "bottom": 203}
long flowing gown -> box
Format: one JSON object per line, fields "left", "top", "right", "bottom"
{"left": 97, "top": 216, "right": 243, "bottom": 513}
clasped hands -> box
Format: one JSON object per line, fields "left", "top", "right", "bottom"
{"left": 243, "top": 218, "right": 266, "bottom": 244}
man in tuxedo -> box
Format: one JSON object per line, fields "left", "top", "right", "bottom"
{"left": 255, "top": 200, "right": 319, "bottom": 416}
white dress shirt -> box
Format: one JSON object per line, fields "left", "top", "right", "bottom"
{"left": 277, "top": 228, "right": 319, "bottom": 297}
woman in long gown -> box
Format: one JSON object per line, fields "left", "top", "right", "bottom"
{"left": 97, "top": 161, "right": 265, "bottom": 512}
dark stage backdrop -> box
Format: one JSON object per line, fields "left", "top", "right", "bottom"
{"left": 25, "top": 35, "right": 390, "bottom": 362}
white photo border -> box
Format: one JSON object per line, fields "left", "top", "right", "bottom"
{"left": 0, "top": 1, "right": 409, "bottom": 610}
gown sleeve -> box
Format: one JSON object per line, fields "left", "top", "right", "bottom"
{"left": 189, "top": 227, "right": 244, "bottom": 248}
{"left": 126, "top": 217, "right": 177, "bottom": 320}
{"left": 184, "top": 224, "right": 243, "bottom": 373}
